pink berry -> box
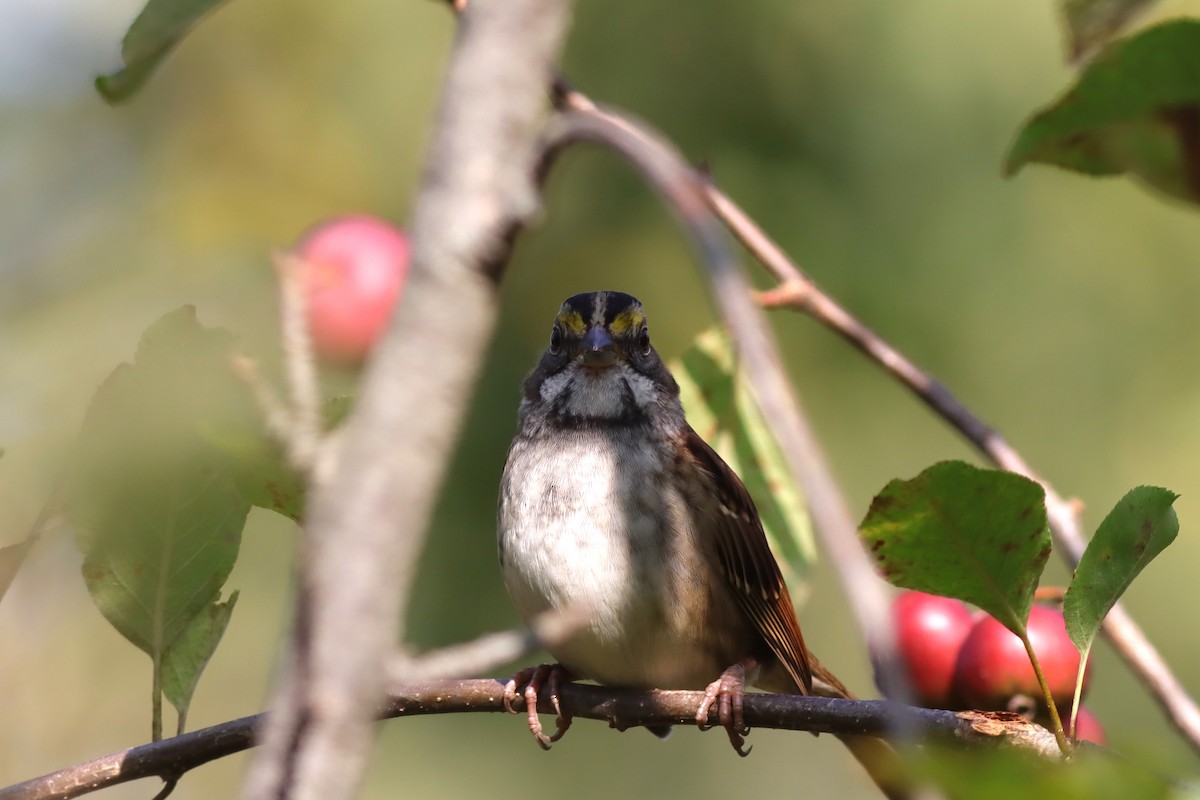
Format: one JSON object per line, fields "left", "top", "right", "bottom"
{"left": 294, "top": 215, "right": 409, "bottom": 364}
{"left": 1072, "top": 706, "right": 1106, "bottom": 745}
{"left": 886, "top": 591, "right": 975, "bottom": 708}
{"left": 954, "top": 605, "right": 1089, "bottom": 712}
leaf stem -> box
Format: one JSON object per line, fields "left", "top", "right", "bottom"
{"left": 1020, "top": 630, "right": 1070, "bottom": 756}
{"left": 1069, "top": 645, "right": 1093, "bottom": 742}
{"left": 152, "top": 655, "right": 163, "bottom": 743}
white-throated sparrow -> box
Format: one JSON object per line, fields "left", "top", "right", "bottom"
{"left": 498, "top": 290, "right": 859, "bottom": 756}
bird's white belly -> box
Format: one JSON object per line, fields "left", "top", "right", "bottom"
{"left": 499, "top": 432, "right": 728, "bottom": 689}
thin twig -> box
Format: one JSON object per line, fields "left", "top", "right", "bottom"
{"left": 0, "top": 681, "right": 1086, "bottom": 800}
{"left": 229, "top": 253, "right": 328, "bottom": 479}
{"left": 229, "top": 355, "right": 297, "bottom": 457}
{"left": 388, "top": 606, "right": 591, "bottom": 683}
{"left": 271, "top": 250, "right": 324, "bottom": 473}
{"left": 148, "top": 778, "right": 177, "bottom": 800}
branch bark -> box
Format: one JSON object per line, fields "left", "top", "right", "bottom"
{"left": 0, "top": 681, "right": 1070, "bottom": 800}
{"left": 239, "top": 2, "right": 574, "bottom": 798}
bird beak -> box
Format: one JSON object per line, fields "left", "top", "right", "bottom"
{"left": 579, "top": 326, "right": 619, "bottom": 368}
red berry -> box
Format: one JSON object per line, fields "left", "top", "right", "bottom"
{"left": 953, "top": 605, "right": 1089, "bottom": 712}
{"left": 886, "top": 591, "right": 975, "bottom": 707}
{"left": 294, "top": 214, "right": 409, "bottom": 364}
{"left": 1072, "top": 706, "right": 1106, "bottom": 745}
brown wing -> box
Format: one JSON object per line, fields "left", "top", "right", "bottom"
{"left": 681, "top": 426, "right": 813, "bottom": 694}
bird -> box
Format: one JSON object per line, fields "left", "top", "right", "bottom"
{"left": 497, "top": 291, "right": 901, "bottom": 794}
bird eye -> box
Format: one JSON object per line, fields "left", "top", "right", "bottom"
{"left": 638, "top": 328, "right": 651, "bottom": 355}
{"left": 549, "top": 327, "right": 563, "bottom": 354}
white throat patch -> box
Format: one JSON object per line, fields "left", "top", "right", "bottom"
{"left": 540, "top": 362, "right": 659, "bottom": 420}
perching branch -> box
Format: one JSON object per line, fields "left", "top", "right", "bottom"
{"left": 1, "top": 681, "right": 1075, "bottom": 800}
{"left": 239, "top": 2, "right": 575, "bottom": 799}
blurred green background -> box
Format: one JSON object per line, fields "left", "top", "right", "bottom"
{"left": 3, "top": 0, "right": 1200, "bottom": 797}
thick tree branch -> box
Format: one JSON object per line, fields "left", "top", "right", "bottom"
{"left": 1, "top": 681, "right": 1073, "bottom": 800}
{"left": 240, "top": 2, "right": 574, "bottom": 799}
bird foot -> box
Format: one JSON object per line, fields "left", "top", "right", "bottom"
{"left": 697, "top": 660, "right": 754, "bottom": 757}
{"left": 504, "top": 663, "right": 574, "bottom": 750}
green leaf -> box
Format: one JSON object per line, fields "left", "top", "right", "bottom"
{"left": 77, "top": 449, "right": 247, "bottom": 657}
{"left": 203, "top": 394, "right": 352, "bottom": 522}
{"left": 918, "top": 743, "right": 1174, "bottom": 800}
{"left": 204, "top": 427, "right": 306, "bottom": 521}
{"left": 1006, "top": 20, "right": 1200, "bottom": 205}
{"left": 859, "top": 461, "right": 1051, "bottom": 634}
{"left": 1061, "top": 0, "right": 1160, "bottom": 61}
{"left": 1063, "top": 486, "right": 1179, "bottom": 653}
{"left": 70, "top": 308, "right": 252, "bottom": 734}
{"left": 672, "top": 328, "right": 815, "bottom": 585}
{"left": 95, "top": 0, "right": 231, "bottom": 104}
{"left": 163, "top": 590, "right": 238, "bottom": 734}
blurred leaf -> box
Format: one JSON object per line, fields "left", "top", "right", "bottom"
{"left": 95, "top": 0, "right": 232, "bottom": 104}
{"left": 859, "top": 461, "right": 1050, "bottom": 634}
{"left": 71, "top": 307, "right": 252, "bottom": 735}
{"left": 1063, "top": 486, "right": 1178, "bottom": 654}
{"left": 324, "top": 394, "right": 354, "bottom": 429}
{"left": 0, "top": 539, "right": 34, "bottom": 603}
{"left": 1006, "top": 20, "right": 1200, "bottom": 205}
{"left": 76, "top": 447, "right": 247, "bottom": 656}
{"left": 672, "top": 328, "right": 815, "bottom": 585}
{"left": 163, "top": 590, "right": 238, "bottom": 735}
{"left": 205, "top": 427, "right": 305, "bottom": 521}
{"left": 204, "top": 394, "right": 352, "bottom": 522}
{"left": 0, "top": 500, "right": 60, "bottom": 605}
{"left": 919, "top": 743, "right": 1173, "bottom": 800}
{"left": 1061, "top": 0, "right": 1160, "bottom": 61}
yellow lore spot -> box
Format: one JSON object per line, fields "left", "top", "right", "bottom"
{"left": 556, "top": 309, "right": 587, "bottom": 335}
{"left": 608, "top": 308, "right": 645, "bottom": 335}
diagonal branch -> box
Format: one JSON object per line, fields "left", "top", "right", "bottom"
{"left": 545, "top": 98, "right": 914, "bottom": 708}
{"left": 542, "top": 106, "right": 920, "bottom": 800}
{"left": 550, "top": 82, "right": 1200, "bottom": 758}
{"left": 698, "top": 175, "right": 1200, "bottom": 756}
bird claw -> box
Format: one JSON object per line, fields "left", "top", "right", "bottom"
{"left": 697, "top": 662, "right": 753, "bottom": 757}
{"left": 504, "top": 664, "right": 574, "bottom": 749}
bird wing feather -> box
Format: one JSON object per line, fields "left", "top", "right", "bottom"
{"left": 681, "top": 427, "right": 813, "bottom": 694}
